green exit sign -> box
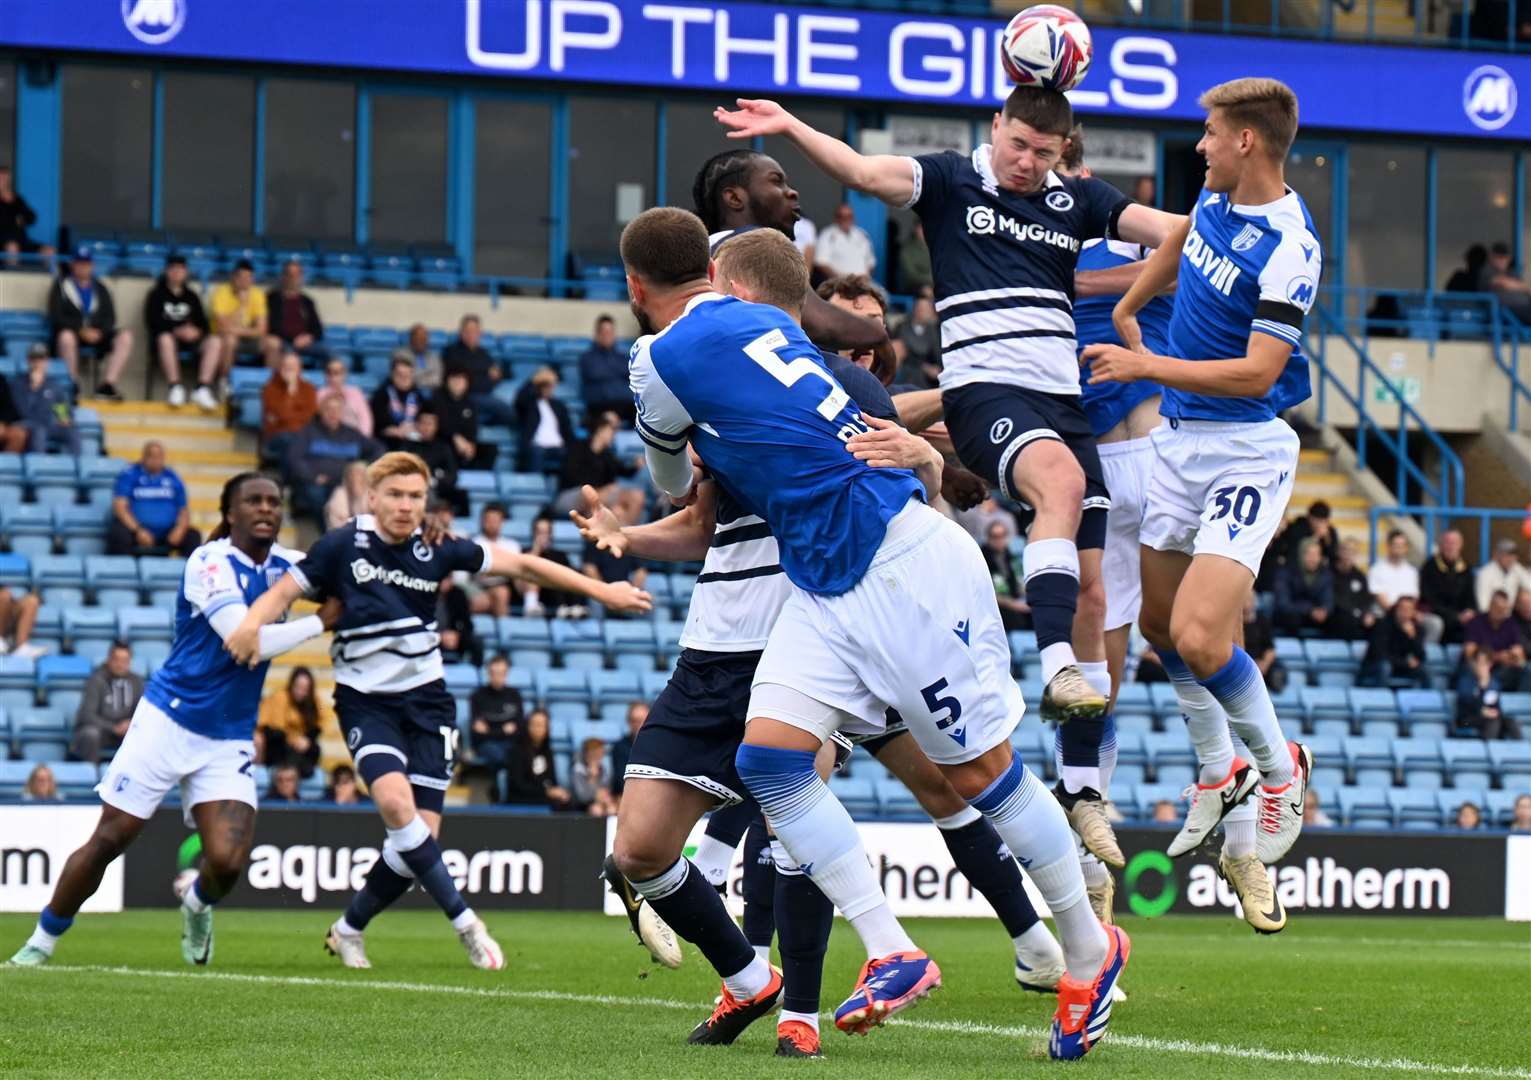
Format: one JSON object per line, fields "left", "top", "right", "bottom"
{"left": 1373, "top": 376, "right": 1421, "bottom": 405}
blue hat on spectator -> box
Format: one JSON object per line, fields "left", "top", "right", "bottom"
{"left": 71, "top": 244, "right": 93, "bottom": 262}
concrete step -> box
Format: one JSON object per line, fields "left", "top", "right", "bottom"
{"left": 104, "top": 432, "right": 244, "bottom": 457}
{"left": 98, "top": 412, "right": 230, "bottom": 433}
{"left": 1291, "top": 472, "right": 1357, "bottom": 496}
{"left": 1298, "top": 449, "right": 1330, "bottom": 469}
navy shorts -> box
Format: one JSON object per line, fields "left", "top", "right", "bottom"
{"left": 943, "top": 383, "right": 1110, "bottom": 550}
{"left": 848, "top": 709, "right": 912, "bottom": 757}
{"left": 625, "top": 649, "right": 758, "bottom": 806}
{"left": 335, "top": 680, "right": 458, "bottom": 814}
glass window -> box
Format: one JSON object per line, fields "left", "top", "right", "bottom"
{"left": 663, "top": 101, "right": 741, "bottom": 212}
{"left": 369, "top": 93, "right": 447, "bottom": 246}
{"left": 1285, "top": 146, "right": 1333, "bottom": 282}
{"left": 60, "top": 65, "right": 152, "bottom": 229}
{"left": 1347, "top": 144, "right": 1426, "bottom": 293}
{"left": 264, "top": 79, "right": 355, "bottom": 241}
{"left": 568, "top": 97, "right": 656, "bottom": 262}
{"left": 763, "top": 104, "right": 845, "bottom": 237}
{"left": 162, "top": 73, "right": 254, "bottom": 235}
{"left": 0, "top": 62, "right": 14, "bottom": 170}
{"left": 1435, "top": 149, "right": 1515, "bottom": 291}
{"left": 474, "top": 98, "right": 551, "bottom": 280}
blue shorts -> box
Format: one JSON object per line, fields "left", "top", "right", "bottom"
{"left": 625, "top": 649, "right": 757, "bottom": 806}
{"left": 335, "top": 681, "right": 458, "bottom": 814}
{"left": 943, "top": 383, "right": 1110, "bottom": 550}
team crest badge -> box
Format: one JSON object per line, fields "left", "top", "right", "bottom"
{"left": 412, "top": 539, "right": 434, "bottom": 562}
{"left": 1231, "top": 224, "right": 1263, "bottom": 252}
{"left": 265, "top": 567, "right": 284, "bottom": 586}
{"left": 347, "top": 727, "right": 361, "bottom": 750}
{"left": 1044, "top": 190, "right": 1075, "bottom": 212}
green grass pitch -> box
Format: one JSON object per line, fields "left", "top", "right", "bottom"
{"left": 1, "top": 911, "right": 1527, "bottom": 1079}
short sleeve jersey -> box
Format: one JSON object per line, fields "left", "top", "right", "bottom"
{"left": 1075, "top": 238, "right": 1174, "bottom": 437}
{"left": 287, "top": 515, "right": 491, "bottom": 694}
{"left": 1163, "top": 187, "right": 1322, "bottom": 422}
{"left": 904, "top": 147, "right": 1130, "bottom": 397}
{"left": 630, "top": 293, "right": 921, "bottom": 597}
{"left": 145, "top": 538, "right": 306, "bottom": 740}
{"left": 210, "top": 283, "right": 267, "bottom": 329}
{"left": 114, "top": 464, "right": 187, "bottom": 534}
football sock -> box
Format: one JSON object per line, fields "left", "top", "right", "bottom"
{"left": 342, "top": 842, "right": 415, "bottom": 932}
{"left": 1098, "top": 712, "right": 1118, "bottom": 795}
{"left": 1223, "top": 802, "right": 1258, "bottom": 858}
{"left": 692, "top": 836, "right": 738, "bottom": 890}
{"left": 741, "top": 817, "right": 777, "bottom": 950}
{"left": 1161, "top": 647, "right": 1238, "bottom": 784}
{"left": 1023, "top": 538, "right": 1081, "bottom": 685}
{"left": 389, "top": 817, "right": 470, "bottom": 923}
{"left": 697, "top": 798, "right": 757, "bottom": 888}
{"left": 26, "top": 907, "right": 72, "bottom": 953}
{"left": 1058, "top": 659, "right": 1110, "bottom": 792}
{"left": 1079, "top": 850, "right": 1110, "bottom": 888}
{"left": 934, "top": 807, "right": 1042, "bottom": 938}
{"left": 1199, "top": 649, "right": 1292, "bottom": 786}
{"left": 781, "top": 1010, "right": 820, "bottom": 1034}
{"left": 181, "top": 878, "right": 214, "bottom": 914}
{"left": 736, "top": 744, "right": 915, "bottom": 958}
{"left": 630, "top": 857, "right": 763, "bottom": 991}
{"left": 771, "top": 840, "right": 834, "bottom": 1020}
{"left": 968, "top": 755, "right": 1107, "bottom": 981}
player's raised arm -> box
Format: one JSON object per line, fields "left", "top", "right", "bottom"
{"left": 489, "top": 546, "right": 652, "bottom": 615}
{"left": 1115, "top": 203, "right": 1187, "bottom": 250}
{"left": 1109, "top": 216, "right": 1189, "bottom": 350}
{"left": 715, "top": 99, "right": 916, "bottom": 207}
{"left": 571, "top": 483, "right": 717, "bottom": 563}
{"left": 1085, "top": 331, "right": 1293, "bottom": 398}
{"left": 222, "top": 572, "right": 313, "bottom": 666}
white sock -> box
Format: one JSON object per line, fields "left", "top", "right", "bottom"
{"left": 335, "top": 916, "right": 363, "bottom": 937}
{"left": 450, "top": 908, "right": 478, "bottom": 932}
{"left": 1223, "top": 802, "right": 1258, "bottom": 858}
{"left": 1013, "top": 920, "right": 1062, "bottom": 964}
{"left": 181, "top": 879, "right": 211, "bottom": 914}
{"left": 721, "top": 954, "right": 773, "bottom": 1000}
{"left": 780, "top": 1009, "right": 819, "bottom": 1033}
{"left": 1201, "top": 650, "right": 1292, "bottom": 786}
{"left": 26, "top": 926, "right": 58, "bottom": 954}
{"left": 931, "top": 805, "right": 981, "bottom": 830}
{"left": 1059, "top": 762, "right": 1102, "bottom": 794}
{"left": 1078, "top": 660, "right": 1111, "bottom": 699}
{"left": 1028, "top": 855, "right": 1109, "bottom": 982}
{"left": 752, "top": 944, "right": 771, "bottom": 961}
{"left": 692, "top": 834, "right": 737, "bottom": 888}
{"left": 386, "top": 815, "right": 431, "bottom": 854}
{"left": 1170, "top": 673, "right": 1238, "bottom": 784}
{"left": 815, "top": 848, "right": 916, "bottom": 957}
{"left": 1079, "top": 851, "right": 1109, "bottom": 888}
{"left": 1038, "top": 642, "right": 1078, "bottom": 687}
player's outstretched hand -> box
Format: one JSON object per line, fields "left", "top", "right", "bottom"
{"left": 570, "top": 485, "right": 626, "bottom": 558}
{"left": 599, "top": 580, "right": 653, "bottom": 615}
{"left": 1081, "top": 343, "right": 1152, "bottom": 385}
{"left": 1112, "top": 306, "right": 1147, "bottom": 354}
{"left": 225, "top": 617, "right": 261, "bottom": 668}
{"left": 714, "top": 98, "right": 792, "bottom": 139}
{"left": 846, "top": 415, "right": 932, "bottom": 469}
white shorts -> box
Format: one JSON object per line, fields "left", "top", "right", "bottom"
{"left": 750, "top": 501, "right": 1025, "bottom": 766}
{"left": 97, "top": 699, "right": 258, "bottom": 828}
{"left": 1139, "top": 418, "right": 1299, "bottom": 577}
{"left": 1100, "top": 437, "right": 1154, "bottom": 632}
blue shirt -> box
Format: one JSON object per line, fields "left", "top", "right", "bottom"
{"left": 114, "top": 464, "right": 187, "bottom": 535}
{"left": 631, "top": 294, "right": 922, "bottom": 597}
{"left": 1162, "top": 187, "right": 1322, "bottom": 423}
{"left": 1075, "top": 238, "right": 1174, "bottom": 437}
{"left": 145, "top": 538, "right": 305, "bottom": 740}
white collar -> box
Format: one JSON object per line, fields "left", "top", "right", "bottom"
{"left": 1231, "top": 187, "right": 1298, "bottom": 216}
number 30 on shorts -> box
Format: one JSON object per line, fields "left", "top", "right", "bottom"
{"left": 1208, "top": 485, "right": 1261, "bottom": 526}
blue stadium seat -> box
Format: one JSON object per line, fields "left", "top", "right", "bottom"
{"left": 117, "top": 606, "right": 173, "bottom": 643}
{"left": 1112, "top": 682, "right": 1153, "bottom": 721}
{"left": 1143, "top": 730, "right": 1195, "bottom": 780}
{"left": 1345, "top": 736, "right": 1395, "bottom": 787}
{"left": 1304, "top": 639, "right": 1358, "bottom": 686}
{"left": 654, "top": 620, "right": 686, "bottom": 657}
{"left": 1110, "top": 762, "right": 1146, "bottom": 790}
{"left": 315, "top": 248, "right": 368, "bottom": 289}
{"left": 603, "top": 620, "right": 656, "bottom": 663}
{"left": 498, "top": 617, "right": 552, "bottom": 649}
{"left": 1499, "top": 692, "right": 1531, "bottom": 720}
{"left": 1439, "top": 740, "right": 1493, "bottom": 790}
{"left": 830, "top": 774, "right": 880, "bottom": 818}
{"left": 1487, "top": 741, "right": 1531, "bottom": 787}
{"left": 36, "top": 655, "right": 93, "bottom": 691}
{"left": 1397, "top": 688, "right": 1451, "bottom": 732}
{"left": 1301, "top": 685, "right": 1352, "bottom": 727}
{"left": 1388, "top": 787, "right": 1440, "bottom": 829}
{"left": 588, "top": 670, "right": 641, "bottom": 706}
{"left": 0, "top": 552, "right": 29, "bottom": 588}
{"left": 1392, "top": 738, "right": 1445, "bottom": 789}
{"left": 87, "top": 555, "right": 140, "bottom": 591}
{"left": 875, "top": 777, "right": 925, "bottom": 821}
{"left": 138, "top": 557, "right": 187, "bottom": 592}
{"left": 1484, "top": 789, "right": 1524, "bottom": 828}
{"left": 0, "top": 759, "right": 34, "bottom": 798}
{"left": 1347, "top": 686, "right": 1400, "bottom": 724}
{"left": 46, "top": 688, "right": 81, "bottom": 717}
{"left": 414, "top": 247, "right": 463, "bottom": 290}
{"left": 509, "top": 648, "right": 553, "bottom": 672}
{"left": 1112, "top": 729, "right": 1147, "bottom": 769}
{"left": 551, "top": 620, "right": 604, "bottom": 662}
{"left": 63, "top": 608, "right": 117, "bottom": 645}
{"left": 442, "top": 663, "right": 480, "bottom": 696}
{"left": 1273, "top": 636, "right": 1309, "bottom": 684}
{"left": 470, "top": 615, "right": 499, "bottom": 650}
{"left": 534, "top": 669, "right": 591, "bottom": 705}
{"left": 0, "top": 655, "right": 36, "bottom": 691}
{"left": 1148, "top": 682, "right": 1183, "bottom": 723}
{"left": 1338, "top": 786, "right": 1391, "bottom": 827}
{"left": 3, "top": 504, "right": 55, "bottom": 558}
{"left": 639, "top": 669, "right": 670, "bottom": 701}
{"left": 1134, "top": 783, "right": 1186, "bottom": 820}
{"left": 31, "top": 554, "right": 86, "bottom": 593}
{"left": 23, "top": 452, "right": 78, "bottom": 486}
{"left": 51, "top": 761, "right": 99, "bottom": 800}
{"left": 367, "top": 249, "right": 416, "bottom": 289}
{"left": 1437, "top": 788, "right": 1487, "bottom": 827}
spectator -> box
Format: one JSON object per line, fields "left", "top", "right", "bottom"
{"left": 10, "top": 344, "right": 77, "bottom": 454}
{"left": 1150, "top": 799, "right": 1178, "bottom": 823}
{"left": 371, "top": 355, "right": 425, "bottom": 450}
{"left": 982, "top": 520, "right": 1030, "bottom": 632}
{"left": 405, "top": 323, "right": 443, "bottom": 390}
{"left": 1132, "top": 175, "right": 1156, "bottom": 205}
{"left": 256, "top": 667, "right": 324, "bottom": 778}
{"left": 1367, "top": 529, "right": 1419, "bottom": 610}
{"left": 1273, "top": 538, "right": 1334, "bottom": 636}
{"left": 48, "top": 247, "right": 132, "bottom": 400}
{"left": 469, "top": 655, "right": 524, "bottom": 770}
{"left": 1513, "top": 794, "right": 1531, "bottom": 832}
{"left": 893, "top": 293, "right": 941, "bottom": 389}
{"left": 514, "top": 367, "right": 575, "bottom": 474}
{"left": 1243, "top": 592, "right": 1286, "bottom": 693}
{"left": 579, "top": 314, "right": 632, "bottom": 423}
{"left": 261, "top": 349, "right": 318, "bottom": 468}
{"left": 21, "top": 763, "right": 61, "bottom": 802}
{"left": 436, "top": 572, "right": 482, "bottom": 667}
{"left": 814, "top": 202, "right": 875, "bottom": 280}
{"left": 433, "top": 367, "right": 492, "bottom": 470}
{"left": 1303, "top": 789, "right": 1334, "bottom": 827}
{"left": 1515, "top": 589, "right": 1531, "bottom": 654}
{"left": 1456, "top": 649, "right": 1523, "bottom": 741}
{"left": 818, "top": 274, "right": 888, "bottom": 370}
{"left": 1420, "top": 528, "right": 1478, "bottom": 645}
{"left": 206, "top": 259, "right": 268, "bottom": 407}
{"left": 109, "top": 441, "right": 201, "bottom": 557}
{"left": 556, "top": 411, "right": 642, "bottom": 517}
{"left": 464, "top": 503, "right": 521, "bottom": 617}
{"left": 610, "top": 701, "right": 647, "bottom": 799}
{"left": 570, "top": 737, "right": 619, "bottom": 817}
{"left": 0, "top": 584, "right": 46, "bottom": 660}
{"left": 442, "top": 314, "right": 512, "bottom": 426}
{"left": 320, "top": 356, "right": 373, "bottom": 437}
{"left": 1445, "top": 244, "right": 1488, "bottom": 293}
{"left": 522, "top": 516, "right": 582, "bottom": 617}
{"left": 0, "top": 164, "right": 53, "bottom": 267}
{"left": 1480, "top": 242, "right": 1531, "bottom": 324}
{"left": 1278, "top": 500, "right": 1336, "bottom": 571}
{"left": 1328, "top": 539, "right": 1377, "bottom": 641}
{"left": 1456, "top": 802, "right": 1482, "bottom": 830}
{"left": 413, "top": 408, "right": 464, "bottom": 515}
{"left": 1465, "top": 590, "right": 1527, "bottom": 689}
{"left": 897, "top": 220, "right": 933, "bottom": 294}
{"left": 144, "top": 254, "right": 217, "bottom": 408}
{"left": 500, "top": 708, "right": 570, "bottom": 809}
{"left": 288, "top": 393, "right": 383, "bottom": 519}
{"left": 1360, "top": 596, "right": 1429, "bottom": 688}
{"left": 266, "top": 763, "right": 302, "bottom": 804}
{"left": 324, "top": 461, "right": 370, "bottom": 531}
{"left": 262, "top": 259, "right": 324, "bottom": 368}
{"left": 324, "top": 764, "right": 367, "bottom": 805}
{"left": 70, "top": 642, "right": 143, "bottom": 764}
{"left": 1476, "top": 539, "right": 1531, "bottom": 613}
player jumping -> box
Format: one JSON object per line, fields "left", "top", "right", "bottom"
{"left": 227, "top": 453, "right": 651, "bottom": 967}
{"left": 1085, "top": 77, "right": 1318, "bottom": 933}
{"left": 9, "top": 473, "right": 329, "bottom": 967}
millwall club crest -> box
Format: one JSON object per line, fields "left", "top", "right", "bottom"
{"left": 1044, "top": 190, "right": 1075, "bottom": 213}
{"left": 412, "top": 539, "right": 434, "bottom": 562}
{"left": 1231, "top": 224, "right": 1263, "bottom": 253}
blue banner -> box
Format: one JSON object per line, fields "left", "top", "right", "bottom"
{"left": 2, "top": 0, "right": 1526, "bottom": 140}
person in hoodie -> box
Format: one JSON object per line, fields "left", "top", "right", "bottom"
{"left": 47, "top": 246, "right": 133, "bottom": 400}
{"left": 144, "top": 254, "right": 219, "bottom": 408}
{"left": 287, "top": 392, "right": 382, "bottom": 519}
{"left": 11, "top": 344, "right": 78, "bottom": 454}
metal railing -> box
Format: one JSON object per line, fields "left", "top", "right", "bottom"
{"left": 1369, "top": 504, "right": 1528, "bottom": 563}
{"left": 1308, "top": 302, "right": 1467, "bottom": 508}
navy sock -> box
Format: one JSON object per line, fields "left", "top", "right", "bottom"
{"left": 773, "top": 853, "right": 834, "bottom": 1016}
{"left": 1055, "top": 715, "right": 1105, "bottom": 770}
{"left": 396, "top": 835, "right": 469, "bottom": 922}
{"left": 704, "top": 797, "right": 759, "bottom": 848}
{"left": 741, "top": 817, "right": 776, "bottom": 950}
{"left": 1021, "top": 538, "right": 1080, "bottom": 660}
{"left": 344, "top": 856, "right": 414, "bottom": 931}
{"left": 941, "top": 816, "right": 1042, "bottom": 939}
{"left": 39, "top": 906, "right": 73, "bottom": 937}
{"left": 634, "top": 858, "right": 756, "bottom": 978}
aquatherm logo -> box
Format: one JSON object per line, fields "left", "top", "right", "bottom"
{"left": 1124, "top": 850, "right": 1176, "bottom": 917}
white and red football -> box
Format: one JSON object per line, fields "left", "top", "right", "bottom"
{"left": 1000, "top": 5, "right": 1094, "bottom": 93}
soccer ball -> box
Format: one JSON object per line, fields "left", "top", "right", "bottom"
{"left": 1000, "top": 5, "right": 1093, "bottom": 93}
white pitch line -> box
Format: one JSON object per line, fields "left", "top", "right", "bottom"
{"left": 8, "top": 964, "right": 1530, "bottom": 1080}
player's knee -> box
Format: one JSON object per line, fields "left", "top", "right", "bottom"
{"left": 84, "top": 828, "right": 131, "bottom": 864}
{"left": 1171, "top": 618, "right": 1226, "bottom": 677}
{"left": 612, "top": 834, "right": 669, "bottom": 884}
{"left": 201, "top": 843, "right": 247, "bottom": 883}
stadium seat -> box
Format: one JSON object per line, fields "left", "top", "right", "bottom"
{"left": 1437, "top": 788, "right": 1487, "bottom": 827}
{"left": 1148, "top": 682, "right": 1184, "bottom": 723}
{"left": 1392, "top": 738, "right": 1445, "bottom": 789}
{"left": 1345, "top": 736, "right": 1395, "bottom": 787}
{"left": 0, "top": 760, "right": 34, "bottom": 798}
{"left": 1304, "top": 639, "right": 1358, "bottom": 686}
{"left": 1301, "top": 685, "right": 1352, "bottom": 728}
{"left": 442, "top": 663, "right": 480, "bottom": 695}
{"left": 588, "top": 670, "right": 641, "bottom": 706}
{"left": 36, "top": 655, "right": 93, "bottom": 691}
{"left": 1388, "top": 787, "right": 1440, "bottom": 829}
{"left": 551, "top": 620, "right": 604, "bottom": 662}
{"left": 498, "top": 616, "right": 553, "bottom": 650}
{"left": 1438, "top": 740, "right": 1493, "bottom": 790}
{"left": 1338, "top": 786, "right": 1391, "bottom": 827}
{"left": 51, "top": 761, "right": 99, "bottom": 800}
{"left": 117, "top": 606, "right": 173, "bottom": 643}
{"left": 0, "top": 552, "right": 29, "bottom": 589}
{"left": 1487, "top": 741, "right": 1531, "bottom": 787}
{"left": 1397, "top": 688, "right": 1451, "bottom": 733}
{"left": 534, "top": 669, "right": 591, "bottom": 706}
{"left": 829, "top": 774, "right": 880, "bottom": 817}
{"left": 1113, "top": 682, "right": 1153, "bottom": 721}
{"left": 1273, "top": 636, "right": 1309, "bottom": 684}
{"left": 0, "top": 655, "right": 37, "bottom": 692}
{"left": 46, "top": 688, "right": 81, "bottom": 717}
{"left": 89, "top": 555, "right": 142, "bottom": 591}
{"left": 1484, "top": 789, "right": 1523, "bottom": 828}
{"left": 1347, "top": 686, "right": 1400, "bottom": 725}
